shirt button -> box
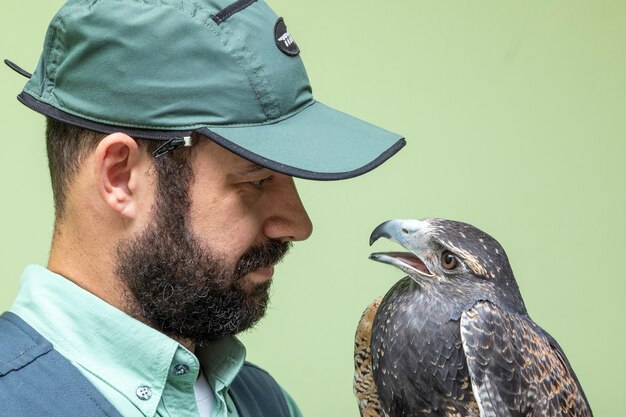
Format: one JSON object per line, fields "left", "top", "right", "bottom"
{"left": 136, "top": 385, "right": 152, "bottom": 401}
{"left": 173, "top": 363, "right": 190, "bottom": 375}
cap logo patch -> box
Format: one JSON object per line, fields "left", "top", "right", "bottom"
{"left": 274, "top": 17, "right": 300, "bottom": 56}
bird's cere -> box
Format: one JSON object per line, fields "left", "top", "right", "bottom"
{"left": 369, "top": 219, "right": 427, "bottom": 246}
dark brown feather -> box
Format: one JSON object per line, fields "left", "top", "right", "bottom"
{"left": 460, "top": 301, "right": 592, "bottom": 417}
{"left": 354, "top": 296, "right": 388, "bottom": 417}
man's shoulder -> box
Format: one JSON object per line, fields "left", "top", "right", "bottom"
{"left": 236, "top": 362, "right": 304, "bottom": 417}
{"left": 233, "top": 360, "right": 283, "bottom": 390}
{"left": 240, "top": 361, "right": 274, "bottom": 377}
{"left": 0, "top": 311, "right": 53, "bottom": 375}
{"left": 231, "top": 361, "right": 295, "bottom": 417}
{"left": 0, "top": 312, "right": 124, "bottom": 417}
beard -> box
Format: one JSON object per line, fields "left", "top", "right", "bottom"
{"left": 115, "top": 153, "right": 290, "bottom": 347}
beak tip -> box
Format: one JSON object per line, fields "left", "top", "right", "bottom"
{"left": 369, "top": 253, "right": 385, "bottom": 264}
{"left": 370, "top": 220, "right": 394, "bottom": 247}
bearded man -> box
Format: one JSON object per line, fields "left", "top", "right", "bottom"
{"left": 0, "top": 0, "right": 404, "bottom": 416}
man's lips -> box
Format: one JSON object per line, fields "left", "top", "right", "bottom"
{"left": 248, "top": 266, "right": 275, "bottom": 282}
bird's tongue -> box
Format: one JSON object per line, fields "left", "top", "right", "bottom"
{"left": 383, "top": 252, "right": 431, "bottom": 275}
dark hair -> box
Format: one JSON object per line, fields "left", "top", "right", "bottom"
{"left": 45, "top": 117, "right": 199, "bottom": 219}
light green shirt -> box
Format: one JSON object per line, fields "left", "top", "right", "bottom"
{"left": 10, "top": 265, "right": 302, "bottom": 417}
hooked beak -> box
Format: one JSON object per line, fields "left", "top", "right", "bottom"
{"left": 369, "top": 219, "right": 434, "bottom": 277}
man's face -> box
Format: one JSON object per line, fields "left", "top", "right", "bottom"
{"left": 187, "top": 141, "right": 313, "bottom": 288}
{"left": 116, "top": 141, "right": 312, "bottom": 346}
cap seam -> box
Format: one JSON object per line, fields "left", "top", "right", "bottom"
{"left": 25, "top": 0, "right": 306, "bottom": 130}
{"left": 208, "top": 99, "right": 313, "bottom": 128}
{"left": 41, "top": 0, "right": 222, "bottom": 113}
{"left": 206, "top": 18, "right": 278, "bottom": 120}
{"left": 20, "top": 90, "right": 316, "bottom": 130}
{"left": 42, "top": 0, "right": 107, "bottom": 103}
{"left": 223, "top": 21, "right": 282, "bottom": 118}
{"left": 112, "top": 0, "right": 217, "bottom": 27}
{"left": 41, "top": 9, "right": 63, "bottom": 100}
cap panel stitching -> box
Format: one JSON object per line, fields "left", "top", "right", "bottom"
{"left": 21, "top": 89, "right": 315, "bottom": 130}
{"left": 98, "top": 0, "right": 269, "bottom": 122}
{"left": 22, "top": 0, "right": 310, "bottom": 129}
{"left": 33, "top": 0, "right": 104, "bottom": 103}
{"left": 221, "top": 20, "right": 282, "bottom": 119}
{"left": 27, "top": 0, "right": 267, "bottom": 127}
{"left": 203, "top": 21, "right": 270, "bottom": 120}
{"left": 45, "top": 14, "right": 63, "bottom": 102}
{"left": 31, "top": 11, "right": 60, "bottom": 99}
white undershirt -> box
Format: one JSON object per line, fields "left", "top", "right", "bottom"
{"left": 193, "top": 368, "right": 215, "bottom": 417}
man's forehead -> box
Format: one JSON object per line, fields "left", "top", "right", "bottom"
{"left": 202, "top": 140, "right": 271, "bottom": 176}
{"left": 222, "top": 161, "right": 274, "bottom": 182}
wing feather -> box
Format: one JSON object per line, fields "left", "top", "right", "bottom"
{"left": 354, "top": 296, "right": 388, "bottom": 417}
{"left": 460, "top": 301, "right": 592, "bottom": 417}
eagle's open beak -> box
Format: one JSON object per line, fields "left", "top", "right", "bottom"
{"left": 369, "top": 219, "right": 434, "bottom": 277}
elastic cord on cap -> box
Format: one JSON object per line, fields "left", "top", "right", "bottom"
{"left": 4, "top": 59, "right": 32, "bottom": 79}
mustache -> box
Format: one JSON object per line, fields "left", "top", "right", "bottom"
{"left": 233, "top": 239, "right": 292, "bottom": 280}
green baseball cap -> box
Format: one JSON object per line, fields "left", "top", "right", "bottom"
{"left": 8, "top": 0, "right": 404, "bottom": 180}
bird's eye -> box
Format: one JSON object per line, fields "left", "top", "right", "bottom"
{"left": 441, "top": 251, "right": 458, "bottom": 270}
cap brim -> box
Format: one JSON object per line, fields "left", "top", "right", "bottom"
{"left": 17, "top": 90, "right": 404, "bottom": 180}
{"left": 198, "top": 101, "right": 405, "bottom": 180}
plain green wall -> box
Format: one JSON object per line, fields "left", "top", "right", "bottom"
{"left": 1, "top": 1, "right": 624, "bottom": 416}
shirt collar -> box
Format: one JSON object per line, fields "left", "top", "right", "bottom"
{"left": 10, "top": 265, "right": 246, "bottom": 416}
{"left": 197, "top": 337, "right": 246, "bottom": 393}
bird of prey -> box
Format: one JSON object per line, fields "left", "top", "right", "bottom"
{"left": 354, "top": 218, "right": 592, "bottom": 417}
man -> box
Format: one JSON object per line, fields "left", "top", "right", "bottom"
{"left": 0, "top": 0, "right": 404, "bottom": 416}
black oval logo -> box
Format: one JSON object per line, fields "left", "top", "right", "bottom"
{"left": 274, "top": 17, "right": 300, "bottom": 56}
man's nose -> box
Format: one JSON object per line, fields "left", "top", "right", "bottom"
{"left": 262, "top": 177, "right": 313, "bottom": 242}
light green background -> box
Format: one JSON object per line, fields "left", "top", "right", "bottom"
{"left": 1, "top": 1, "right": 624, "bottom": 416}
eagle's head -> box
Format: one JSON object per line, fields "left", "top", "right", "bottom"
{"left": 369, "top": 218, "right": 526, "bottom": 314}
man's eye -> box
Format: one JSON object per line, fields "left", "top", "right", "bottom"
{"left": 248, "top": 176, "right": 273, "bottom": 189}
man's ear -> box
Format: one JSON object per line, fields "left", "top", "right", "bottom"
{"left": 94, "top": 132, "right": 147, "bottom": 219}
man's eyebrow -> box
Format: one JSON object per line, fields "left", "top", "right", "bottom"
{"left": 237, "top": 163, "right": 269, "bottom": 175}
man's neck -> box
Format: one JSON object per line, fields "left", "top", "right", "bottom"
{"left": 49, "top": 240, "right": 197, "bottom": 353}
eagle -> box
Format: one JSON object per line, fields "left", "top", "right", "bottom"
{"left": 353, "top": 218, "right": 593, "bottom": 417}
